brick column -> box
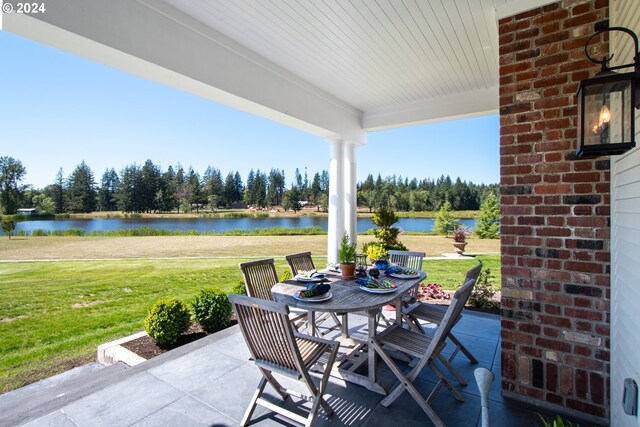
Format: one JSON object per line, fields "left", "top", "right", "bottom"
{"left": 499, "top": 0, "right": 610, "bottom": 421}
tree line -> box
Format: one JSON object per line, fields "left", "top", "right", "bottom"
{"left": 0, "top": 156, "right": 498, "bottom": 215}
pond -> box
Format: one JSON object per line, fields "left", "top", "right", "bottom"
{"left": 8, "top": 216, "right": 477, "bottom": 235}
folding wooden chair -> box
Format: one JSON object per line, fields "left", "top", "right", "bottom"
{"left": 285, "top": 251, "right": 343, "bottom": 336}
{"left": 239, "top": 258, "right": 307, "bottom": 329}
{"left": 388, "top": 250, "right": 426, "bottom": 271}
{"left": 403, "top": 262, "right": 483, "bottom": 372}
{"left": 371, "top": 278, "right": 477, "bottom": 427}
{"left": 285, "top": 251, "right": 317, "bottom": 277}
{"left": 379, "top": 250, "right": 426, "bottom": 326}
{"left": 229, "top": 294, "right": 340, "bottom": 427}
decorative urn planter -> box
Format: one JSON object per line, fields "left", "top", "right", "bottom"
{"left": 453, "top": 242, "right": 467, "bottom": 255}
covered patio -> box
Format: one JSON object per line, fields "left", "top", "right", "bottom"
{"left": 2, "top": 0, "right": 640, "bottom": 425}
{"left": 2, "top": 310, "right": 545, "bottom": 426}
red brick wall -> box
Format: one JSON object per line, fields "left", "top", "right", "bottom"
{"left": 499, "top": 0, "right": 610, "bottom": 420}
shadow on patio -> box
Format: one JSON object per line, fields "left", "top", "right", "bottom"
{"left": 2, "top": 309, "right": 556, "bottom": 426}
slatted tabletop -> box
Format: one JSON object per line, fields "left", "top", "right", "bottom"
{"left": 271, "top": 270, "right": 427, "bottom": 314}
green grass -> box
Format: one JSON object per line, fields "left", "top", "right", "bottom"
{"left": 0, "top": 254, "right": 499, "bottom": 393}
{"left": 0, "top": 258, "right": 290, "bottom": 393}
{"left": 422, "top": 254, "right": 500, "bottom": 289}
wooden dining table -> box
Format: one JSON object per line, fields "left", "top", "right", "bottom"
{"left": 271, "top": 269, "right": 427, "bottom": 395}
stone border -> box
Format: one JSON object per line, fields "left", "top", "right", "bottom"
{"left": 97, "top": 331, "right": 147, "bottom": 367}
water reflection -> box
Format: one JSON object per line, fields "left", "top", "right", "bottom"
{"left": 11, "top": 217, "right": 477, "bottom": 235}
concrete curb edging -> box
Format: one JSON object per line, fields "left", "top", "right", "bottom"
{"left": 97, "top": 331, "right": 147, "bottom": 367}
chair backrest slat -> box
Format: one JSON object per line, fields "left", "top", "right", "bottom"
{"left": 230, "top": 294, "right": 300, "bottom": 372}
{"left": 465, "top": 262, "right": 483, "bottom": 284}
{"left": 388, "top": 250, "right": 425, "bottom": 270}
{"left": 239, "top": 258, "right": 279, "bottom": 301}
{"left": 425, "top": 277, "right": 476, "bottom": 357}
{"left": 285, "top": 252, "right": 315, "bottom": 276}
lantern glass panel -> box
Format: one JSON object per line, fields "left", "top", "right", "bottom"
{"left": 581, "top": 78, "right": 633, "bottom": 149}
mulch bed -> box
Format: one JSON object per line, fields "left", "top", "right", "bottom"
{"left": 122, "top": 320, "right": 237, "bottom": 360}
{"left": 417, "top": 290, "right": 502, "bottom": 315}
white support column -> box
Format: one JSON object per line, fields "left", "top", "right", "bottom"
{"left": 344, "top": 143, "right": 357, "bottom": 248}
{"left": 327, "top": 139, "right": 344, "bottom": 264}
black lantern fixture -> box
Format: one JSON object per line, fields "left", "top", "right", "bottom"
{"left": 576, "top": 23, "right": 639, "bottom": 157}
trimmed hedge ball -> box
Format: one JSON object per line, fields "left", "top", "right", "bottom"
{"left": 144, "top": 298, "right": 191, "bottom": 346}
{"left": 191, "top": 287, "right": 233, "bottom": 333}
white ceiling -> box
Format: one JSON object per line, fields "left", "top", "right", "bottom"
{"left": 3, "top": 0, "right": 552, "bottom": 138}
{"left": 166, "top": 0, "right": 500, "bottom": 117}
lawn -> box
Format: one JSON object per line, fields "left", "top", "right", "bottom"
{"left": 0, "top": 236, "right": 499, "bottom": 394}
{"left": 0, "top": 258, "right": 255, "bottom": 393}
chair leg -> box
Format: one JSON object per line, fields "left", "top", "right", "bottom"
{"left": 371, "top": 340, "right": 445, "bottom": 427}
{"left": 300, "top": 345, "right": 339, "bottom": 426}
{"left": 241, "top": 376, "right": 268, "bottom": 427}
{"left": 260, "top": 368, "right": 290, "bottom": 401}
{"left": 404, "top": 313, "right": 426, "bottom": 334}
{"left": 449, "top": 332, "right": 479, "bottom": 364}
{"left": 436, "top": 353, "right": 468, "bottom": 386}
{"left": 427, "top": 362, "right": 465, "bottom": 403}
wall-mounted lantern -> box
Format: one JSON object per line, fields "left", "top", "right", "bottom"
{"left": 576, "top": 24, "right": 639, "bottom": 157}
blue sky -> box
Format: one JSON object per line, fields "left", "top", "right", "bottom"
{"left": 0, "top": 31, "right": 499, "bottom": 189}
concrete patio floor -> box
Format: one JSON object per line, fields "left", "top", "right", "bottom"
{"left": 1, "top": 309, "right": 557, "bottom": 426}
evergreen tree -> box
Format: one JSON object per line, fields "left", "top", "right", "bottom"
{"left": 244, "top": 169, "right": 255, "bottom": 206}
{"left": 66, "top": 161, "right": 97, "bottom": 213}
{"left": 116, "top": 164, "right": 140, "bottom": 213}
{"left": 186, "top": 167, "right": 202, "bottom": 212}
{"left": 283, "top": 185, "right": 301, "bottom": 213}
{"left": 0, "top": 156, "right": 26, "bottom": 215}
{"left": 267, "top": 169, "right": 285, "bottom": 206}
{"left": 233, "top": 172, "right": 244, "bottom": 203}
{"left": 309, "top": 172, "right": 322, "bottom": 208}
{"left": 252, "top": 170, "right": 267, "bottom": 208}
{"left": 52, "top": 168, "right": 65, "bottom": 213}
{"left": 203, "top": 166, "right": 223, "bottom": 210}
{"left": 159, "top": 166, "right": 177, "bottom": 212}
{"left": 173, "top": 165, "right": 189, "bottom": 213}
{"left": 475, "top": 193, "right": 501, "bottom": 239}
{"left": 141, "top": 160, "right": 161, "bottom": 212}
{"left": 223, "top": 172, "right": 243, "bottom": 207}
{"left": 98, "top": 168, "right": 120, "bottom": 211}
{"left": 320, "top": 170, "right": 329, "bottom": 193}
{"left": 434, "top": 201, "right": 457, "bottom": 235}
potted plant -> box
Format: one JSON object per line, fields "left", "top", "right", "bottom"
{"left": 452, "top": 226, "right": 469, "bottom": 255}
{"left": 338, "top": 232, "right": 357, "bottom": 280}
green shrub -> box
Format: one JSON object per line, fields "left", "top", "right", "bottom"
{"left": 469, "top": 268, "right": 500, "bottom": 312}
{"left": 362, "top": 241, "right": 388, "bottom": 263}
{"left": 371, "top": 209, "right": 407, "bottom": 251}
{"left": 191, "top": 287, "right": 233, "bottom": 333}
{"left": 538, "top": 414, "right": 579, "bottom": 427}
{"left": 231, "top": 280, "right": 247, "bottom": 295}
{"left": 280, "top": 269, "right": 292, "bottom": 281}
{"left": 144, "top": 298, "right": 191, "bottom": 346}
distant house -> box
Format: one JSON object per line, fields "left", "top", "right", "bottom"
{"left": 17, "top": 208, "right": 39, "bottom": 215}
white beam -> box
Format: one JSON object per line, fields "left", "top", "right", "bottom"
{"left": 362, "top": 86, "right": 499, "bottom": 131}
{"left": 2, "top": 0, "right": 366, "bottom": 144}
{"left": 327, "top": 138, "right": 344, "bottom": 264}
{"left": 344, "top": 143, "right": 357, "bottom": 249}
{"left": 494, "top": 0, "right": 557, "bottom": 20}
